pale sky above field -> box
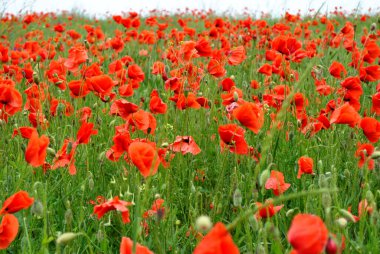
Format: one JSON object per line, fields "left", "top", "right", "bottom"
{"left": 3, "top": 0, "right": 380, "bottom": 17}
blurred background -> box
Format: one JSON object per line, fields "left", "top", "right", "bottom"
{"left": 2, "top": 0, "right": 380, "bottom": 17}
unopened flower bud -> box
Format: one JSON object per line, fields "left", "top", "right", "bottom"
{"left": 195, "top": 215, "right": 212, "bottom": 232}
{"left": 233, "top": 91, "right": 239, "bottom": 102}
{"left": 339, "top": 209, "right": 357, "bottom": 223}
{"left": 370, "top": 23, "right": 377, "bottom": 32}
{"left": 56, "top": 232, "right": 78, "bottom": 245}
{"left": 259, "top": 169, "right": 270, "bottom": 187}
{"left": 335, "top": 217, "right": 347, "bottom": 228}
{"left": 286, "top": 209, "right": 296, "bottom": 217}
{"left": 161, "top": 142, "right": 169, "bottom": 148}
{"left": 31, "top": 200, "right": 44, "bottom": 218}
{"left": 325, "top": 238, "right": 338, "bottom": 254}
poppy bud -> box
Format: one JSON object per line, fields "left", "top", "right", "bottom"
{"left": 97, "top": 151, "right": 106, "bottom": 162}
{"left": 259, "top": 169, "right": 270, "bottom": 187}
{"left": 31, "top": 200, "right": 44, "bottom": 218}
{"left": 56, "top": 232, "right": 78, "bottom": 245}
{"left": 286, "top": 209, "right": 296, "bottom": 217}
{"left": 325, "top": 238, "right": 338, "bottom": 254}
{"left": 233, "top": 91, "right": 239, "bottom": 102}
{"left": 108, "top": 119, "right": 116, "bottom": 127}
{"left": 84, "top": 40, "right": 90, "bottom": 49}
{"left": 175, "top": 220, "right": 181, "bottom": 225}
{"left": 339, "top": 209, "right": 357, "bottom": 223}
{"left": 370, "top": 23, "right": 377, "bottom": 32}
{"left": 232, "top": 188, "right": 242, "bottom": 207}
{"left": 33, "top": 72, "right": 40, "bottom": 84}
{"left": 47, "top": 147, "right": 56, "bottom": 156}
{"left": 370, "top": 151, "right": 380, "bottom": 159}
{"left": 161, "top": 142, "right": 169, "bottom": 148}
{"left": 195, "top": 215, "right": 212, "bottom": 232}
{"left": 335, "top": 217, "right": 347, "bottom": 228}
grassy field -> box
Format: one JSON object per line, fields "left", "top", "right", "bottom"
{"left": 0, "top": 8, "right": 379, "bottom": 254}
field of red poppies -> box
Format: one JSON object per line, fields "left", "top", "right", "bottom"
{"left": 0, "top": 8, "right": 379, "bottom": 254}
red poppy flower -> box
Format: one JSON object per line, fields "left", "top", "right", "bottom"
{"left": 330, "top": 103, "right": 361, "bottom": 128}
{"left": 12, "top": 127, "right": 37, "bottom": 139}
{"left": 360, "top": 117, "right": 380, "bottom": 143}
{"left": 0, "top": 214, "right": 19, "bottom": 250}
{"left": 0, "top": 81, "right": 23, "bottom": 122}
{"left": 93, "top": 196, "right": 133, "bottom": 224}
{"left": 169, "top": 136, "right": 201, "bottom": 155}
{"left": 25, "top": 132, "right": 49, "bottom": 167}
{"left": 86, "top": 74, "right": 116, "bottom": 100}
{"left": 358, "top": 199, "right": 374, "bottom": 217}
{"left": 110, "top": 99, "right": 139, "bottom": 120}
{"left": 233, "top": 102, "right": 264, "bottom": 134}
{"left": 52, "top": 138, "right": 78, "bottom": 175}
{"left": 68, "top": 80, "right": 90, "bottom": 98}
{"left": 360, "top": 65, "right": 380, "bottom": 82}
{"left": 297, "top": 156, "right": 314, "bottom": 178}
{"left": 208, "top": 59, "right": 226, "bottom": 78}
{"left": 355, "top": 143, "right": 375, "bottom": 170}
{"left": 0, "top": 191, "right": 34, "bottom": 215}
{"left": 265, "top": 170, "right": 291, "bottom": 196}
{"left": 76, "top": 121, "right": 98, "bottom": 145}
{"left": 329, "top": 61, "right": 347, "bottom": 79}
{"left": 64, "top": 45, "right": 88, "bottom": 72}
{"left": 255, "top": 201, "right": 283, "bottom": 219}
{"left": 218, "top": 124, "right": 248, "bottom": 155}
{"left": 143, "top": 198, "right": 166, "bottom": 219}
{"left": 226, "top": 46, "right": 246, "bottom": 66}
{"left": 149, "top": 89, "right": 167, "bottom": 114}
{"left": 258, "top": 63, "right": 272, "bottom": 76}
{"left": 120, "top": 237, "right": 153, "bottom": 254}
{"left": 127, "top": 110, "right": 156, "bottom": 135}
{"left": 193, "top": 222, "right": 239, "bottom": 254}
{"left": 287, "top": 214, "right": 328, "bottom": 254}
{"left": 371, "top": 92, "right": 380, "bottom": 115}
{"left": 128, "top": 64, "right": 145, "bottom": 82}
{"left": 128, "top": 141, "right": 160, "bottom": 178}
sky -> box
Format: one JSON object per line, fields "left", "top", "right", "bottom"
{"left": 3, "top": 0, "right": 380, "bottom": 17}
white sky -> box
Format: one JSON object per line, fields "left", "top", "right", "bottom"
{"left": 3, "top": 0, "right": 380, "bottom": 17}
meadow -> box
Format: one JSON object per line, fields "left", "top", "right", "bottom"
{"left": 0, "top": 8, "right": 379, "bottom": 253}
